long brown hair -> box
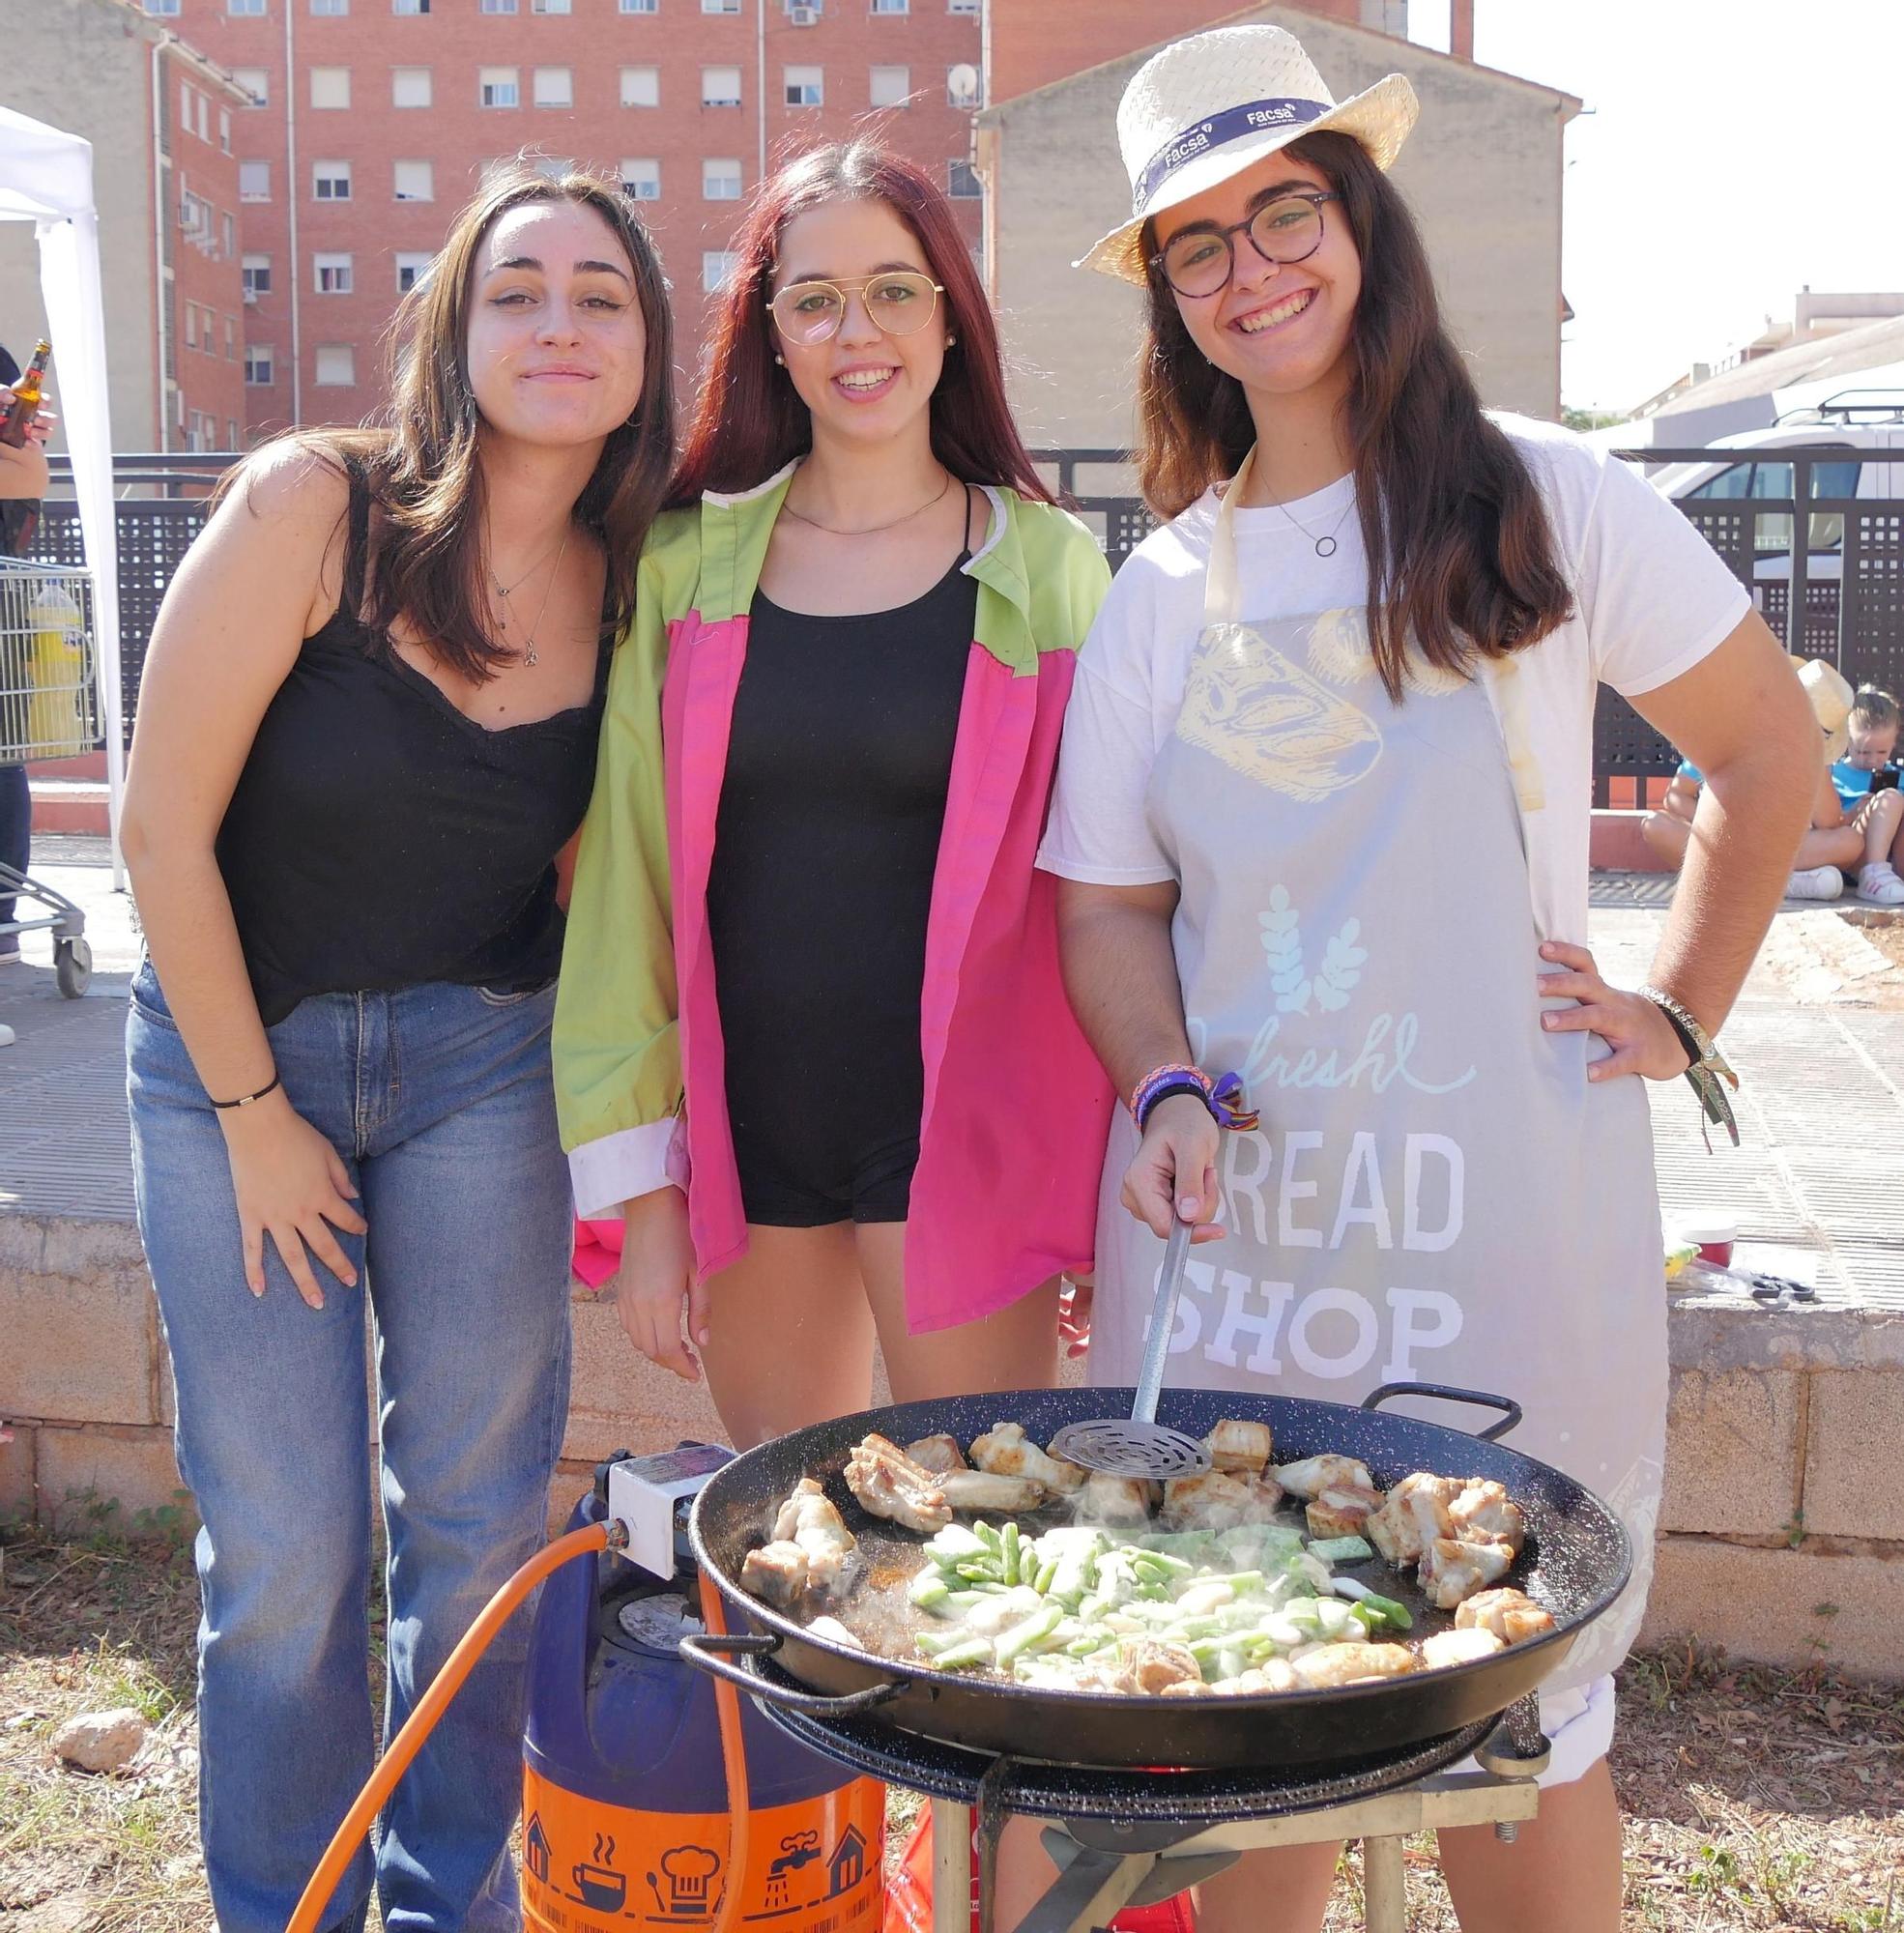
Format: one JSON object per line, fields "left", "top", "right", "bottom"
{"left": 234, "top": 161, "right": 675, "bottom": 681}
{"left": 672, "top": 139, "right": 1052, "bottom": 505}
{"left": 1137, "top": 130, "right": 1572, "bottom": 698}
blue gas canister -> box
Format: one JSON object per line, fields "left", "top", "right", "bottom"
{"left": 523, "top": 1475, "right": 884, "bottom": 1933}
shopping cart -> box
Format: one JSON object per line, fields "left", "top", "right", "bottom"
{"left": 0, "top": 556, "right": 98, "bottom": 997}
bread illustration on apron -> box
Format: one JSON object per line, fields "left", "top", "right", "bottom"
{"left": 1175, "top": 618, "right": 1382, "bottom": 800}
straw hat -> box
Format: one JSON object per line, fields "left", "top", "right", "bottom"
{"left": 1078, "top": 24, "right": 1419, "bottom": 284}
{"left": 1794, "top": 655, "right": 1854, "bottom": 761}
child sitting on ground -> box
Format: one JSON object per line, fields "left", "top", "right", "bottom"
{"left": 1640, "top": 657, "right": 1881, "bottom": 901}
{"left": 1828, "top": 685, "right": 1904, "bottom": 905}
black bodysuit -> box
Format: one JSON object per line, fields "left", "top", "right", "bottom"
{"left": 706, "top": 540, "right": 979, "bottom": 1225}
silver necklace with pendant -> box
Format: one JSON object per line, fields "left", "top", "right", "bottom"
{"left": 494, "top": 528, "right": 569, "bottom": 667}
{"left": 1270, "top": 486, "right": 1355, "bottom": 558}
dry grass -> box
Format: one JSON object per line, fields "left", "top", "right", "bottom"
{"left": 3, "top": 1517, "right": 1899, "bottom": 1933}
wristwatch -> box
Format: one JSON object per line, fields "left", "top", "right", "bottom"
{"left": 1635, "top": 984, "right": 1740, "bottom": 1148}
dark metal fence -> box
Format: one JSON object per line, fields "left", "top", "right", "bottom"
{"left": 33, "top": 447, "right": 1904, "bottom": 798}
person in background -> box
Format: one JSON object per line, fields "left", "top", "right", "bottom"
{"left": 118, "top": 166, "right": 674, "bottom": 1933}
{"left": 1641, "top": 656, "right": 1866, "bottom": 899}
{"left": 0, "top": 341, "right": 52, "bottom": 970}
{"left": 1829, "top": 684, "right": 1904, "bottom": 903}
{"left": 554, "top": 140, "right": 1113, "bottom": 1448}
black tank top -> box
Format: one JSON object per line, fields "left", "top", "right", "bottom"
{"left": 216, "top": 466, "right": 610, "bottom": 1025}
{"left": 707, "top": 539, "right": 978, "bottom": 1116}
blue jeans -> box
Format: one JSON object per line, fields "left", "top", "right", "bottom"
{"left": 0, "top": 762, "right": 28, "bottom": 935}
{"left": 128, "top": 964, "right": 574, "bottom": 1933}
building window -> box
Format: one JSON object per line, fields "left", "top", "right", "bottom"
{"left": 620, "top": 0, "right": 657, "bottom": 11}
{"left": 184, "top": 303, "right": 199, "bottom": 351}
{"left": 233, "top": 67, "right": 269, "bottom": 104}
{"left": 533, "top": 0, "right": 573, "bottom": 11}
{"left": 621, "top": 67, "right": 660, "bottom": 107}
{"left": 392, "top": 0, "right": 428, "bottom": 13}
{"left": 315, "top": 345, "right": 355, "bottom": 386}
{"left": 239, "top": 159, "right": 272, "bottom": 200}
{"left": 227, "top": 418, "right": 241, "bottom": 447}
{"left": 243, "top": 253, "right": 272, "bottom": 298}
{"left": 222, "top": 212, "right": 236, "bottom": 254}
{"left": 947, "top": 0, "right": 977, "bottom": 12}
{"left": 309, "top": 66, "right": 350, "bottom": 109}
{"left": 946, "top": 63, "right": 978, "bottom": 108}
{"left": 143, "top": 0, "right": 182, "bottom": 14}
{"left": 227, "top": 0, "right": 267, "bottom": 14}
{"left": 532, "top": 67, "right": 572, "bottom": 106}
{"left": 392, "top": 66, "right": 432, "bottom": 107}
{"left": 869, "top": 65, "right": 909, "bottom": 108}
{"left": 872, "top": 0, "right": 907, "bottom": 12}
{"left": 784, "top": 65, "right": 822, "bottom": 107}
{"left": 225, "top": 316, "right": 237, "bottom": 359}
{"left": 181, "top": 80, "right": 194, "bottom": 128}
{"left": 314, "top": 251, "right": 354, "bottom": 294}
{"left": 393, "top": 159, "right": 434, "bottom": 201}
{"left": 480, "top": 0, "right": 519, "bottom": 11}
{"left": 947, "top": 159, "right": 980, "bottom": 198}
{"left": 396, "top": 251, "right": 434, "bottom": 293}
{"left": 245, "top": 344, "right": 274, "bottom": 385}
{"left": 702, "top": 158, "right": 741, "bottom": 200}
{"left": 702, "top": 0, "right": 739, "bottom": 10}
{"left": 312, "top": 159, "right": 351, "bottom": 199}
{"left": 702, "top": 250, "right": 738, "bottom": 294}
{"left": 784, "top": 0, "right": 822, "bottom": 14}
{"left": 701, "top": 65, "right": 741, "bottom": 106}
{"left": 620, "top": 158, "right": 660, "bottom": 200}
{"left": 534, "top": 155, "right": 576, "bottom": 179}
{"left": 480, "top": 67, "right": 520, "bottom": 106}
{"left": 219, "top": 108, "right": 231, "bottom": 151}
{"left": 311, "top": 0, "right": 348, "bottom": 14}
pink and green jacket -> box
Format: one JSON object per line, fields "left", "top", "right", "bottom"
{"left": 553, "top": 463, "right": 1116, "bottom": 1334}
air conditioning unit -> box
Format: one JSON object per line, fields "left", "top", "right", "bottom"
{"left": 244, "top": 287, "right": 258, "bottom": 304}
{"left": 788, "top": 4, "right": 819, "bottom": 21}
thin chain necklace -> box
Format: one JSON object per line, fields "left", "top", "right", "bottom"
{"left": 509, "top": 528, "right": 569, "bottom": 669}
{"left": 491, "top": 530, "right": 568, "bottom": 612}
{"left": 780, "top": 470, "right": 954, "bottom": 537}
{"left": 1268, "top": 481, "right": 1355, "bottom": 558}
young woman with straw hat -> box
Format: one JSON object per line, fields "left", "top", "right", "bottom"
{"left": 1036, "top": 24, "right": 1819, "bottom": 1931}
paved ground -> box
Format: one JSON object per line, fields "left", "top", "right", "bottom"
{"left": 4, "top": 843, "right": 1902, "bottom": 1308}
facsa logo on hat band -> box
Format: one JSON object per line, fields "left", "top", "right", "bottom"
{"left": 1134, "top": 97, "right": 1330, "bottom": 212}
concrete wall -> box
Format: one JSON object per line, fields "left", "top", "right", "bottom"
{"left": 981, "top": 3, "right": 1571, "bottom": 451}
{"left": 2, "top": 0, "right": 166, "bottom": 452}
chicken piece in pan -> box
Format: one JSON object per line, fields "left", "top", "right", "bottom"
{"left": 1163, "top": 1466, "right": 1284, "bottom": 1531}
{"left": 1123, "top": 1636, "right": 1203, "bottom": 1694}
{"left": 906, "top": 1433, "right": 968, "bottom": 1475}
{"left": 967, "top": 1422, "right": 1082, "bottom": 1493}
{"left": 1420, "top": 1536, "right": 1515, "bottom": 1610}
{"left": 1305, "top": 1484, "right": 1384, "bottom": 1540}
{"left": 739, "top": 1539, "right": 810, "bottom": 1609}
{"left": 1271, "top": 1454, "right": 1375, "bottom": 1500}
{"left": 1366, "top": 1473, "right": 1462, "bottom": 1567}
{"left": 1287, "top": 1642, "right": 1421, "bottom": 1688}
{"left": 1080, "top": 1471, "right": 1158, "bottom": 1528}
{"left": 1456, "top": 1587, "right": 1557, "bottom": 1646}
{"left": 843, "top": 1434, "right": 952, "bottom": 1533}
{"left": 938, "top": 1470, "right": 1049, "bottom": 1514}
{"left": 1449, "top": 1479, "right": 1526, "bottom": 1556}
{"left": 771, "top": 1477, "right": 858, "bottom": 1592}
{"left": 1205, "top": 1419, "right": 1274, "bottom": 1475}
{"left": 1418, "top": 1627, "right": 1507, "bottom": 1670}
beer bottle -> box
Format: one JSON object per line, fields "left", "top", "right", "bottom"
{"left": 1, "top": 340, "right": 51, "bottom": 448}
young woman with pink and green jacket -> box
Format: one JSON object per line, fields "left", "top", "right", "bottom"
{"left": 554, "top": 142, "right": 1114, "bottom": 1446}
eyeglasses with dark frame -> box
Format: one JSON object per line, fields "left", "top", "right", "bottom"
{"left": 767, "top": 270, "right": 947, "bottom": 347}
{"left": 1151, "top": 190, "right": 1341, "bottom": 301}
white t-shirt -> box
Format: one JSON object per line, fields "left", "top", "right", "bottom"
{"left": 1039, "top": 413, "right": 1750, "bottom": 930}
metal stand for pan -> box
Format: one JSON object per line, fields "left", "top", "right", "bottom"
{"left": 765, "top": 1692, "right": 1552, "bottom": 1933}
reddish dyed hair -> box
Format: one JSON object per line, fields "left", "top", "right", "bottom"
{"left": 672, "top": 140, "right": 1053, "bottom": 505}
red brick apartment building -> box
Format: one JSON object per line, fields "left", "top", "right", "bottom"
{"left": 151, "top": 0, "right": 983, "bottom": 434}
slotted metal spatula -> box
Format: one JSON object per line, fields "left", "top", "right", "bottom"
{"left": 1050, "top": 1211, "right": 1211, "bottom": 1480}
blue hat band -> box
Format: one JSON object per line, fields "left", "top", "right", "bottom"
{"left": 1133, "top": 97, "right": 1329, "bottom": 214}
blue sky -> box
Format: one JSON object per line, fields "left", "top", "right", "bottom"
{"left": 1409, "top": 0, "right": 1903, "bottom": 413}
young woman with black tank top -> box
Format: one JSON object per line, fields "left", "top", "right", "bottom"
{"left": 117, "top": 168, "right": 673, "bottom": 1933}
{"left": 555, "top": 142, "right": 1115, "bottom": 1447}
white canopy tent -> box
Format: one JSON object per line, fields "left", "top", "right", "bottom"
{"left": 0, "top": 106, "right": 125, "bottom": 885}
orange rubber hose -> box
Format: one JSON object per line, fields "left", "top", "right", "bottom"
{"left": 287, "top": 1521, "right": 611, "bottom": 1933}
{"left": 700, "top": 1584, "right": 752, "bottom": 1933}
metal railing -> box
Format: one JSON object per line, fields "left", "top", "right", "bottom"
{"left": 25, "top": 447, "right": 1904, "bottom": 796}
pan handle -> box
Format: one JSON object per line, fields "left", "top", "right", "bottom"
{"left": 1361, "top": 1382, "right": 1522, "bottom": 1443}
{"left": 678, "top": 1630, "right": 909, "bottom": 1717}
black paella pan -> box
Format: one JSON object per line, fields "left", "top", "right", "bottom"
{"left": 682, "top": 1382, "right": 1631, "bottom": 1773}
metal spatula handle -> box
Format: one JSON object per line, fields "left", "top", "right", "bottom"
{"left": 1132, "top": 1210, "right": 1195, "bottom": 1426}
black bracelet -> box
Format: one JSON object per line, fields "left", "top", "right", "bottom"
{"left": 210, "top": 1072, "right": 282, "bottom": 1111}
{"left": 1135, "top": 1077, "right": 1219, "bottom": 1134}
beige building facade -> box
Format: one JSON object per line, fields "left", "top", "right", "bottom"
{"left": 976, "top": 3, "right": 1577, "bottom": 455}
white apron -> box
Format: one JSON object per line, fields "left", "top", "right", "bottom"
{"left": 1086, "top": 458, "right": 1666, "bottom": 1692}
